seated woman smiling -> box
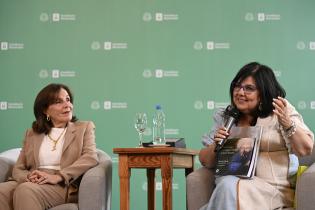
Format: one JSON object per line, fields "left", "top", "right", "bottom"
{"left": 199, "top": 62, "right": 314, "bottom": 210}
{"left": 0, "top": 83, "right": 98, "bottom": 210}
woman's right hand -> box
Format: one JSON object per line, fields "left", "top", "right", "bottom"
{"left": 213, "top": 126, "right": 229, "bottom": 144}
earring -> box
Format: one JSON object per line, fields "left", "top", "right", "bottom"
{"left": 46, "top": 115, "right": 50, "bottom": 121}
{"left": 258, "top": 102, "right": 262, "bottom": 111}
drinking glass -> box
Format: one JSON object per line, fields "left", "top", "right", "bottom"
{"left": 134, "top": 113, "right": 147, "bottom": 146}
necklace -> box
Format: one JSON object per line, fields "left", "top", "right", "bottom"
{"left": 47, "top": 128, "right": 67, "bottom": 151}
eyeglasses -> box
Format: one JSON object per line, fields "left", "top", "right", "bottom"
{"left": 233, "top": 84, "right": 257, "bottom": 94}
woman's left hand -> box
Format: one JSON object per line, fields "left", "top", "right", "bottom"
{"left": 272, "top": 96, "right": 292, "bottom": 129}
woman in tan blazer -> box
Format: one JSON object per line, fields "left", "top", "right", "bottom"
{"left": 0, "top": 83, "right": 98, "bottom": 210}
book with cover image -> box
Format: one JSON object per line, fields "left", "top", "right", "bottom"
{"left": 215, "top": 126, "right": 263, "bottom": 178}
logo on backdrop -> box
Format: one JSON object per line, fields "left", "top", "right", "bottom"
{"left": 0, "top": 101, "right": 23, "bottom": 110}
{"left": 165, "top": 128, "right": 179, "bottom": 135}
{"left": 90, "top": 41, "right": 128, "bottom": 50}
{"left": 298, "top": 101, "right": 307, "bottom": 110}
{"left": 297, "top": 101, "right": 315, "bottom": 110}
{"left": 244, "top": 12, "right": 281, "bottom": 22}
{"left": 39, "top": 13, "right": 76, "bottom": 22}
{"left": 142, "top": 69, "right": 179, "bottom": 78}
{"left": 296, "top": 41, "right": 315, "bottom": 50}
{"left": 194, "top": 100, "right": 229, "bottom": 110}
{"left": 0, "top": 41, "right": 24, "bottom": 50}
{"left": 90, "top": 100, "right": 128, "bottom": 110}
{"left": 193, "top": 41, "right": 230, "bottom": 50}
{"left": 39, "top": 69, "right": 76, "bottom": 79}
{"left": 142, "top": 181, "right": 179, "bottom": 191}
{"left": 142, "top": 12, "right": 179, "bottom": 22}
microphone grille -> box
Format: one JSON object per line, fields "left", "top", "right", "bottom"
{"left": 226, "top": 105, "right": 240, "bottom": 119}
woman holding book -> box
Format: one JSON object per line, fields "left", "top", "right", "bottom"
{"left": 199, "top": 62, "right": 314, "bottom": 210}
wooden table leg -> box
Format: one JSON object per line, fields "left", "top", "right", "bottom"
{"left": 119, "top": 155, "right": 130, "bottom": 210}
{"left": 147, "top": 168, "right": 156, "bottom": 210}
{"left": 161, "top": 155, "right": 173, "bottom": 210}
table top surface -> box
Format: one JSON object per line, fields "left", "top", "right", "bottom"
{"left": 113, "top": 147, "right": 199, "bottom": 155}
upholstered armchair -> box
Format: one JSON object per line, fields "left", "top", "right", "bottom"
{"left": 186, "top": 145, "right": 315, "bottom": 210}
{"left": 0, "top": 148, "right": 112, "bottom": 210}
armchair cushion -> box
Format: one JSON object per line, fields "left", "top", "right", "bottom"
{"left": 296, "top": 162, "right": 315, "bottom": 210}
{"left": 186, "top": 167, "right": 215, "bottom": 210}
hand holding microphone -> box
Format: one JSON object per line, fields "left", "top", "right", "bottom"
{"left": 215, "top": 105, "right": 240, "bottom": 152}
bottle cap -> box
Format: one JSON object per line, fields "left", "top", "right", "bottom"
{"left": 155, "top": 104, "right": 162, "bottom": 110}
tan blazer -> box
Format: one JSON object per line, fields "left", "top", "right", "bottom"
{"left": 12, "top": 121, "right": 98, "bottom": 186}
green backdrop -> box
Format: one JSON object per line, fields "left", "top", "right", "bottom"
{"left": 1, "top": 1, "right": 315, "bottom": 209}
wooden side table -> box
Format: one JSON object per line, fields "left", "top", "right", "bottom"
{"left": 113, "top": 147, "right": 199, "bottom": 210}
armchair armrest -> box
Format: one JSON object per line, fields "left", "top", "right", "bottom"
{"left": 296, "top": 163, "right": 315, "bottom": 210}
{"left": 0, "top": 157, "right": 15, "bottom": 182}
{"left": 78, "top": 149, "right": 112, "bottom": 210}
{"left": 186, "top": 167, "right": 215, "bottom": 210}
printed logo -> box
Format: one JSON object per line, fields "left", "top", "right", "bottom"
{"left": 309, "top": 42, "right": 315, "bottom": 50}
{"left": 143, "top": 69, "right": 152, "bottom": 78}
{"left": 39, "top": 69, "right": 49, "bottom": 78}
{"left": 165, "top": 129, "right": 179, "bottom": 135}
{"left": 298, "top": 101, "right": 307, "bottom": 110}
{"left": 310, "top": 101, "right": 315, "bottom": 109}
{"left": 143, "top": 69, "right": 179, "bottom": 79}
{"left": 206, "top": 42, "right": 214, "bottom": 50}
{"left": 39, "top": 13, "right": 49, "bottom": 22}
{"left": 155, "top": 13, "right": 163, "bottom": 21}
{"left": 104, "top": 101, "right": 112, "bottom": 110}
{"left": 40, "top": 12, "right": 76, "bottom": 23}
{"left": 103, "top": 100, "right": 127, "bottom": 110}
{"left": 52, "top": 13, "right": 60, "bottom": 22}
{"left": 245, "top": 12, "right": 280, "bottom": 22}
{"left": 0, "top": 101, "right": 23, "bottom": 110}
{"left": 142, "top": 182, "right": 178, "bottom": 191}
{"left": 194, "top": 101, "right": 204, "bottom": 110}
{"left": 155, "top": 69, "right": 164, "bottom": 78}
{"left": 39, "top": 69, "right": 76, "bottom": 79}
{"left": 245, "top": 13, "right": 254, "bottom": 21}
{"left": 193, "top": 41, "right": 203, "bottom": 50}
{"left": 207, "top": 101, "right": 215, "bottom": 110}
{"left": 297, "top": 41, "right": 306, "bottom": 50}
{"left": 95, "top": 41, "right": 128, "bottom": 51}
{"left": 143, "top": 12, "right": 152, "bottom": 22}
{"left": 1, "top": 42, "right": 8, "bottom": 50}
{"left": 91, "top": 101, "right": 101, "bottom": 110}
{"left": 104, "top": 42, "right": 112, "bottom": 50}
{"left": 143, "top": 12, "right": 178, "bottom": 22}
{"left": 91, "top": 41, "right": 101, "bottom": 50}
{"left": 194, "top": 41, "right": 230, "bottom": 50}
{"left": 0, "top": 102, "right": 8, "bottom": 110}
{"left": 257, "top": 13, "right": 265, "bottom": 21}
{"left": 0, "top": 42, "right": 24, "bottom": 50}
{"left": 52, "top": 69, "right": 60, "bottom": 78}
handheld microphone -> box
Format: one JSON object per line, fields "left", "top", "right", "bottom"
{"left": 215, "top": 105, "right": 240, "bottom": 152}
